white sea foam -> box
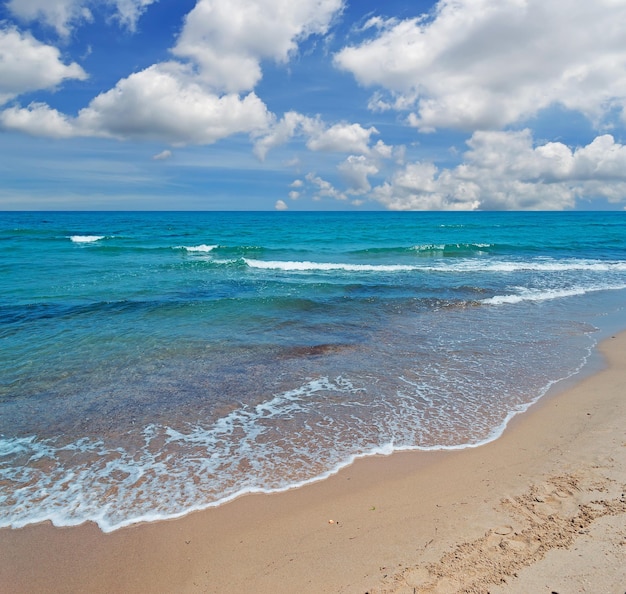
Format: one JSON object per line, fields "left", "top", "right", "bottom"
{"left": 0, "top": 343, "right": 597, "bottom": 534}
{"left": 0, "top": 302, "right": 609, "bottom": 535}
{"left": 244, "top": 259, "right": 416, "bottom": 272}
{"left": 5, "top": 211, "right": 625, "bottom": 536}
{"left": 411, "top": 244, "right": 446, "bottom": 251}
{"left": 181, "top": 244, "right": 218, "bottom": 253}
{"left": 484, "top": 283, "right": 626, "bottom": 305}
{"left": 475, "top": 260, "right": 626, "bottom": 273}
{"left": 0, "top": 376, "right": 368, "bottom": 533}
{"left": 69, "top": 235, "right": 105, "bottom": 243}
{"left": 0, "top": 430, "right": 469, "bottom": 534}
{"left": 242, "top": 257, "right": 626, "bottom": 275}
{"left": 0, "top": 435, "right": 46, "bottom": 457}
{"left": 411, "top": 243, "right": 491, "bottom": 251}
{"left": 424, "top": 259, "right": 626, "bottom": 274}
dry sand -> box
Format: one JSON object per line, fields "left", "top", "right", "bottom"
{"left": 2, "top": 332, "right": 625, "bottom": 594}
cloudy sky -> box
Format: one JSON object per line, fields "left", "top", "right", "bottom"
{"left": 2, "top": 0, "right": 626, "bottom": 210}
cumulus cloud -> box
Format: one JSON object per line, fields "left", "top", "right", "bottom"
{"left": 306, "top": 122, "right": 378, "bottom": 154}
{"left": 370, "top": 139, "right": 394, "bottom": 160}
{"left": 1, "top": 1, "right": 348, "bottom": 148}
{"left": 372, "top": 161, "right": 479, "bottom": 211}
{"left": 337, "top": 155, "right": 379, "bottom": 193}
{"left": 76, "top": 63, "right": 271, "bottom": 144}
{"left": 371, "top": 131, "right": 626, "bottom": 211}
{"left": 254, "top": 116, "right": 397, "bottom": 197}
{"left": 1, "top": 63, "right": 272, "bottom": 144}
{"left": 173, "top": 0, "right": 344, "bottom": 92}
{"left": 335, "top": 0, "right": 626, "bottom": 131}
{"left": 293, "top": 130, "right": 626, "bottom": 211}
{"left": 0, "top": 102, "right": 79, "bottom": 137}
{"left": 305, "top": 172, "right": 347, "bottom": 201}
{"left": 275, "top": 199, "right": 289, "bottom": 210}
{"left": 0, "top": 27, "right": 87, "bottom": 105}
{"left": 7, "top": 0, "right": 158, "bottom": 36}
{"left": 254, "top": 112, "right": 383, "bottom": 159}
{"left": 253, "top": 111, "right": 319, "bottom": 160}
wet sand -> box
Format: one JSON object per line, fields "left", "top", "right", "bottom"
{"left": 2, "top": 332, "right": 625, "bottom": 593}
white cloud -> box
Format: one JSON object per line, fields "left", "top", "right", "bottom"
{"left": 372, "top": 162, "right": 479, "bottom": 211}
{"left": 253, "top": 111, "right": 320, "bottom": 160}
{"left": 7, "top": 0, "right": 158, "bottom": 36}
{"left": 112, "top": 0, "right": 159, "bottom": 31}
{"left": 337, "top": 155, "right": 379, "bottom": 193}
{"left": 7, "top": 0, "right": 90, "bottom": 36}
{"left": 2, "top": 1, "right": 347, "bottom": 149}
{"left": 305, "top": 172, "right": 347, "bottom": 201}
{"left": 566, "top": 134, "right": 626, "bottom": 180}
{"left": 370, "top": 139, "right": 394, "bottom": 160}
{"left": 76, "top": 63, "right": 271, "bottom": 144}
{"left": 173, "top": 0, "right": 344, "bottom": 93}
{"left": 0, "top": 102, "right": 78, "bottom": 137}
{"left": 371, "top": 130, "right": 626, "bottom": 211}
{"left": 254, "top": 113, "right": 382, "bottom": 159}
{"left": 275, "top": 199, "right": 289, "bottom": 210}
{"left": 255, "top": 118, "right": 395, "bottom": 198}
{"left": 0, "top": 27, "right": 87, "bottom": 105}
{"left": 1, "top": 63, "right": 272, "bottom": 144}
{"left": 306, "top": 122, "right": 378, "bottom": 154}
{"left": 335, "top": 0, "right": 626, "bottom": 131}
{"left": 358, "top": 15, "right": 398, "bottom": 33}
{"left": 152, "top": 149, "right": 172, "bottom": 160}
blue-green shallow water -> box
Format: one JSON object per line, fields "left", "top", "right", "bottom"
{"left": 1, "top": 211, "right": 625, "bottom": 531}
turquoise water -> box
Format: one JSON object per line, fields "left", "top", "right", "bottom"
{"left": 1, "top": 211, "right": 625, "bottom": 531}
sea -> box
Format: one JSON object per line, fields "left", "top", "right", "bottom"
{"left": 1, "top": 210, "right": 625, "bottom": 533}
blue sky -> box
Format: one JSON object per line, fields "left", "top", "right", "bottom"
{"left": 1, "top": 0, "right": 626, "bottom": 211}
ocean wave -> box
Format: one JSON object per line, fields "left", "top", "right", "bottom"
{"left": 178, "top": 244, "right": 218, "bottom": 253}
{"left": 483, "top": 283, "right": 626, "bottom": 305}
{"left": 0, "top": 305, "right": 601, "bottom": 534}
{"left": 244, "top": 259, "right": 417, "bottom": 272}
{"left": 3, "top": 211, "right": 625, "bottom": 536}
{"left": 350, "top": 243, "right": 493, "bottom": 257}
{"left": 241, "top": 257, "right": 626, "bottom": 274}
{"left": 0, "top": 376, "right": 367, "bottom": 533}
{"left": 411, "top": 242, "right": 492, "bottom": 252}
{"left": 69, "top": 235, "right": 105, "bottom": 243}
{"left": 0, "top": 355, "right": 592, "bottom": 533}
{"left": 474, "top": 260, "right": 626, "bottom": 273}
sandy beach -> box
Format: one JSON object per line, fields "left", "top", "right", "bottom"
{"left": 2, "top": 331, "right": 625, "bottom": 594}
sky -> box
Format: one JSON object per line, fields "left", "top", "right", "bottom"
{"left": 1, "top": 0, "right": 626, "bottom": 211}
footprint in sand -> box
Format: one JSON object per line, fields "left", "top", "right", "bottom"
{"left": 493, "top": 525, "right": 513, "bottom": 536}
{"left": 376, "top": 474, "right": 625, "bottom": 594}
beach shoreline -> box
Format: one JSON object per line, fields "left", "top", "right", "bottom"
{"left": 2, "top": 331, "right": 626, "bottom": 593}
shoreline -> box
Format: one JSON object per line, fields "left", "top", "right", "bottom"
{"left": 0, "top": 331, "right": 602, "bottom": 537}
{"left": 2, "top": 332, "right": 626, "bottom": 593}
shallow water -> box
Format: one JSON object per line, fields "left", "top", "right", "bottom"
{"left": 1, "top": 211, "right": 625, "bottom": 531}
